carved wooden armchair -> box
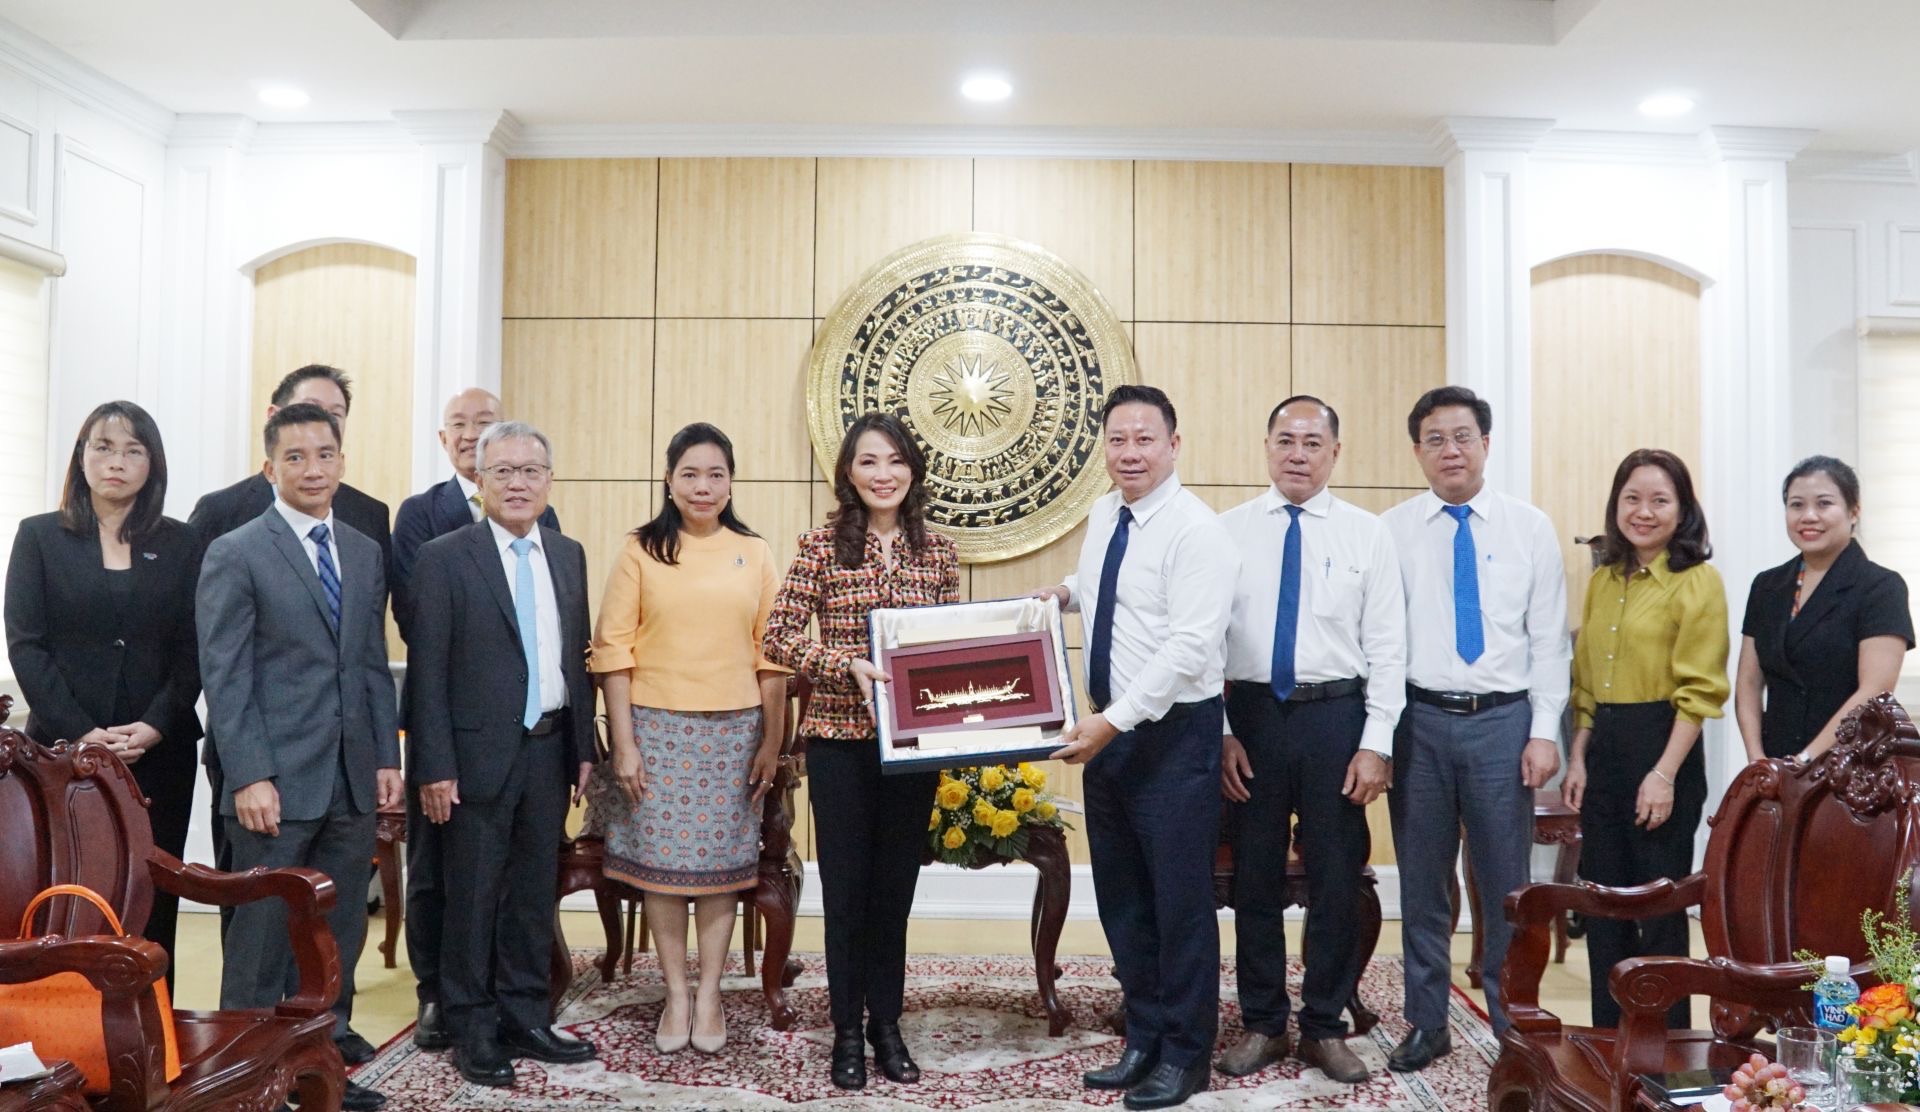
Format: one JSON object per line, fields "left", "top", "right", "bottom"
{"left": 0, "top": 697, "right": 346, "bottom": 1111}
{"left": 1492, "top": 694, "right": 1920, "bottom": 1112}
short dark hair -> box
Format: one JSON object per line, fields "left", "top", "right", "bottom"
{"left": 59, "top": 401, "right": 168, "bottom": 544}
{"left": 1597, "top": 448, "right": 1712, "bottom": 572}
{"left": 1101, "top": 384, "right": 1177, "bottom": 435}
{"left": 1406, "top": 386, "right": 1492, "bottom": 443}
{"left": 1782, "top": 455, "right": 1861, "bottom": 512}
{"left": 264, "top": 402, "right": 342, "bottom": 457}
{"left": 271, "top": 364, "right": 354, "bottom": 412}
{"left": 1268, "top": 394, "right": 1339, "bottom": 439}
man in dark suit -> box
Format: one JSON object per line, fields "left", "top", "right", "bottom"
{"left": 186, "top": 363, "right": 393, "bottom": 1068}
{"left": 197, "top": 403, "right": 402, "bottom": 1112}
{"left": 389, "top": 386, "right": 560, "bottom": 1049}
{"left": 406, "top": 420, "right": 598, "bottom": 1086}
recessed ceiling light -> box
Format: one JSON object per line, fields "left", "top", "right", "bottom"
{"left": 960, "top": 74, "right": 1013, "bottom": 103}
{"left": 1638, "top": 93, "right": 1695, "bottom": 118}
{"left": 258, "top": 86, "right": 310, "bottom": 109}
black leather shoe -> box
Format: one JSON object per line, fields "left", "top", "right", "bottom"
{"left": 413, "top": 1002, "right": 451, "bottom": 1051}
{"left": 453, "top": 1036, "right": 516, "bottom": 1088}
{"left": 499, "top": 1024, "right": 597, "bottom": 1064}
{"left": 340, "top": 1080, "right": 389, "bottom": 1111}
{"left": 1387, "top": 1026, "right": 1453, "bottom": 1072}
{"left": 867, "top": 1021, "right": 921, "bottom": 1084}
{"left": 335, "top": 1029, "right": 377, "bottom": 1066}
{"left": 1085, "top": 1047, "right": 1158, "bottom": 1090}
{"left": 831, "top": 1024, "right": 867, "bottom": 1090}
{"left": 1124, "top": 1061, "right": 1209, "bottom": 1110}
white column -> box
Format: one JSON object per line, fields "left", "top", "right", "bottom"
{"left": 159, "top": 114, "right": 254, "bottom": 518}
{"left": 1438, "top": 117, "right": 1554, "bottom": 499}
{"left": 394, "top": 109, "right": 515, "bottom": 491}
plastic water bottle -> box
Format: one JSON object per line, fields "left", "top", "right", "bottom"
{"left": 1813, "top": 955, "right": 1860, "bottom": 1030}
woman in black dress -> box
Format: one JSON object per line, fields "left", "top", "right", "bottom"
{"left": 1735, "top": 455, "right": 1914, "bottom": 764}
{"left": 4, "top": 400, "right": 202, "bottom": 980}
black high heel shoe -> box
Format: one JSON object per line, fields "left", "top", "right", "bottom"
{"left": 830, "top": 1024, "right": 867, "bottom": 1090}
{"left": 867, "top": 1021, "right": 921, "bottom": 1084}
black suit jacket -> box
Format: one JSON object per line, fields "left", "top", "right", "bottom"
{"left": 403, "top": 522, "right": 595, "bottom": 802}
{"left": 391, "top": 475, "right": 559, "bottom": 645}
{"left": 190, "top": 472, "right": 391, "bottom": 573}
{"left": 1743, "top": 540, "right": 1915, "bottom": 758}
{"left": 3, "top": 513, "right": 204, "bottom": 751}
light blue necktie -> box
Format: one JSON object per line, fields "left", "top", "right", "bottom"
{"left": 308, "top": 523, "right": 341, "bottom": 633}
{"left": 510, "top": 537, "right": 543, "bottom": 729}
{"left": 1444, "top": 505, "right": 1485, "bottom": 664}
{"left": 1270, "top": 504, "right": 1304, "bottom": 700}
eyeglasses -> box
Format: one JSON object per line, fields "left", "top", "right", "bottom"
{"left": 1420, "top": 430, "right": 1482, "bottom": 453}
{"left": 481, "top": 464, "right": 552, "bottom": 483}
{"left": 88, "top": 442, "right": 148, "bottom": 461}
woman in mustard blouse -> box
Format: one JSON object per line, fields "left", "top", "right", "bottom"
{"left": 1562, "top": 448, "right": 1729, "bottom": 1029}
{"left": 591, "top": 423, "right": 788, "bottom": 1056}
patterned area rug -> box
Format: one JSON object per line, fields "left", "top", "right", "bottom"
{"left": 353, "top": 952, "right": 1496, "bottom": 1110}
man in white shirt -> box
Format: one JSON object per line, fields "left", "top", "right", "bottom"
{"left": 1380, "top": 386, "right": 1569, "bottom": 1067}
{"left": 1214, "top": 396, "right": 1405, "bottom": 1083}
{"left": 1042, "top": 385, "right": 1238, "bottom": 1111}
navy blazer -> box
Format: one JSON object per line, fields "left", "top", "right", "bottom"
{"left": 391, "top": 475, "right": 560, "bottom": 645}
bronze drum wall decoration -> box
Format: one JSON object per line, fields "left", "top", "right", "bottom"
{"left": 807, "top": 233, "right": 1136, "bottom": 563}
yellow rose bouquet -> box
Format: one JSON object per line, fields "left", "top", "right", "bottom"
{"left": 927, "top": 762, "right": 1072, "bottom": 865}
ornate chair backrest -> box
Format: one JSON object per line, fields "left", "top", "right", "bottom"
{"left": 0, "top": 696, "right": 154, "bottom": 942}
{"left": 1700, "top": 694, "right": 1920, "bottom": 1034}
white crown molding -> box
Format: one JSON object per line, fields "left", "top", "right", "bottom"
{"left": 168, "top": 113, "right": 256, "bottom": 150}
{"left": 506, "top": 122, "right": 1450, "bottom": 165}
{"left": 1430, "top": 116, "right": 1556, "bottom": 158}
{"left": 1703, "top": 125, "right": 1818, "bottom": 163}
{"left": 0, "top": 15, "right": 173, "bottom": 145}
{"left": 1531, "top": 129, "right": 1710, "bottom": 166}
{"left": 394, "top": 108, "right": 518, "bottom": 149}
{"left": 243, "top": 121, "right": 418, "bottom": 156}
{"left": 1791, "top": 150, "right": 1920, "bottom": 186}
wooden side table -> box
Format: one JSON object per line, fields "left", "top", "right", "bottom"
{"left": 0, "top": 1060, "right": 87, "bottom": 1111}
{"left": 921, "top": 825, "right": 1074, "bottom": 1036}
{"left": 373, "top": 800, "right": 407, "bottom": 968}
{"left": 1464, "top": 788, "right": 1581, "bottom": 988}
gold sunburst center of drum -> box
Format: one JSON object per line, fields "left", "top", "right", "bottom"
{"left": 906, "top": 333, "right": 1036, "bottom": 458}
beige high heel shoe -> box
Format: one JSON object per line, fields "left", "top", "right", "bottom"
{"left": 656, "top": 991, "right": 692, "bottom": 1054}
{"left": 691, "top": 989, "right": 727, "bottom": 1054}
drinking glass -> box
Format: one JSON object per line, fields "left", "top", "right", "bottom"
{"left": 1837, "top": 1052, "right": 1905, "bottom": 1105}
{"left": 1777, "top": 1027, "right": 1838, "bottom": 1110}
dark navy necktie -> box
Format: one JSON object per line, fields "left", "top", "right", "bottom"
{"left": 1087, "top": 505, "right": 1134, "bottom": 710}
{"left": 309, "top": 523, "right": 341, "bottom": 633}
{"left": 1445, "top": 504, "right": 1485, "bottom": 664}
{"left": 1270, "top": 504, "right": 1304, "bottom": 701}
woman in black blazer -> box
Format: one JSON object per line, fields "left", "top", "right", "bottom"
{"left": 1736, "top": 455, "right": 1914, "bottom": 764}
{"left": 4, "top": 400, "right": 202, "bottom": 978}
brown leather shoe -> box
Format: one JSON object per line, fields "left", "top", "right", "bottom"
{"left": 1296, "top": 1035, "right": 1370, "bottom": 1084}
{"left": 1215, "top": 1031, "right": 1289, "bottom": 1077}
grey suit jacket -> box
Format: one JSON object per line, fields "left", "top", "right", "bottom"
{"left": 197, "top": 504, "right": 401, "bottom": 820}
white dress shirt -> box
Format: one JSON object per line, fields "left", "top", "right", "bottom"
{"left": 1220, "top": 486, "right": 1408, "bottom": 755}
{"left": 488, "top": 519, "right": 566, "bottom": 713}
{"left": 1060, "top": 474, "right": 1238, "bottom": 733}
{"left": 1380, "top": 488, "right": 1571, "bottom": 742}
{"left": 273, "top": 497, "right": 342, "bottom": 585}
{"left": 455, "top": 471, "right": 483, "bottom": 522}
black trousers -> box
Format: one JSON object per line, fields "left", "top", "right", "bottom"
{"left": 1226, "top": 686, "right": 1370, "bottom": 1040}
{"left": 807, "top": 737, "right": 938, "bottom": 1030}
{"left": 204, "top": 747, "right": 235, "bottom": 940}
{"left": 404, "top": 781, "right": 445, "bottom": 1003}
{"left": 131, "top": 744, "right": 196, "bottom": 990}
{"left": 440, "top": 729, "right": 569, "bottom": 1039}
{"left": 1578, "top": 701, "right": 1705, "bottom": 1029}
{"left": 1086, "top": 697, "right": 1223, "bottom": 1070}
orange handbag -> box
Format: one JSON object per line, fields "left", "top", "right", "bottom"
{"left": 0, "top": 883, "right": 181, "bottom": 1092}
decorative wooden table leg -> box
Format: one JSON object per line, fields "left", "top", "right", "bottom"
{"left": 550, "top": 908, "right": 574, "bottom": 1019}
{"left": 1464, "top": 835, "right": 1485, "bottom": 990}
{"left": 757, "top": 760, "right": 803, "bottom": 1030}
{"left": 374, "top": 835, "right": 401, "bottom": 969}
{"left": 594, "top": 882, "right": 624, "bottom": 980}
{"left": 1025, "top": 826, "right": 1073, "bottom": 1036}
{"left": 1347, "top": 873, "right": 1383, "bottom": 1035}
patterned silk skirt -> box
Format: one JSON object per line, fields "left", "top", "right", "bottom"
{"left": 602, "top": 705, "right": 765, "bottom": 896}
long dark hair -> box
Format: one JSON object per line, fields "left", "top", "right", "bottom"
{"left": 1597, "top": 448, "right": 1712, "bottom": 572}
{"left": 59, "top": 400, "right": 168, "bottom": 544}
{"left": 633, "top": 423, "right": 759, "bottom": 566}
{"left": 829, "top": 412, "right": 930, "bottom": 568}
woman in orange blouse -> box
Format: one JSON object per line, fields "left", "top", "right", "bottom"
{"left": 763, "top": 412, "right": 960, "bottom": 1091}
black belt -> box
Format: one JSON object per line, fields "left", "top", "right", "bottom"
{"left": 526, "top": 709, "right": 565, "bottom": 736}
{"left": 1280, "top": 677, "right": 1366, "bottom": 703}
{"left": 1408, "top": 686, "right": 1528, "bottom": 715}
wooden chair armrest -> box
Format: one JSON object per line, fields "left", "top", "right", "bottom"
{"left": 0, "top": 935, "right": 171, "bottom": 1109}
{"left": 1610, "top": 955, "right": 1813, "bottom": 1081}
{"left": 147, "top": 850, "right": 341, "bottom": 1018}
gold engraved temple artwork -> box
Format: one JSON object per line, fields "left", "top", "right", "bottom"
{"left": 915, "top": 679, "right": 1030, "bottom": 711}
{"left": 808, "top": 233, "right": 1137, "bottom": 563}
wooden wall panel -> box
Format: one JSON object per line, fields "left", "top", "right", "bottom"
{"left": 652, "top": 319, "right": 815, "bottom": 482}
{"left": 968, "top": 519, "right": 1087, "bottom": 647}
{"left": 1291, "top": 165, "right": 1444, "bottom": 327}
{"left": 972, "top": 159, "right": 1134, "bottom": 320}
{"left": 1135, "top": 161, "right": 1291, "bottom": 323}
{"left": 729, "top": 481, "right": 814, "bottom": 593}
{"left": 548, "top": 480, "right": 653, "bottom": 616}
{"left": 1531, "top": 254, "right": 1702, "bottom": 624}
{"left": 814, "top": 158, "right": 972, "bottom": 316}
{"left": 1290, "top": 325, "right": 1440, "bottom": 488}
{"left": 501, "top": 319, "right": 653, "bottom": 482}
{"left": 504, "top": 158, "right": 658, "bottom": 318}
{"left": 1132, "top": 323, "right": 1290, "bottom": 485}
{"left": 656, "top": 158, "right": 815, "bottom": 318}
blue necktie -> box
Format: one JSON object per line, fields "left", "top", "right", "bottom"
{"left": 1086, "top": 505, "right": 1133, "bottom": 710}
{"left": 510, "top": 537, "right": 543, "bottom": 729}
{"left": 1445, "top": 505, "right": 1485, "bottom": 664}
{"left": 308, "top": 523, "right": 341, "bottom": 633}
{"left": 1270, "top": 504, "right": 1305, "bottom": 701}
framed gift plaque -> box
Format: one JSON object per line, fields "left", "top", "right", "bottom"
{"left": 881, "top": 631, "right": 1064, "bottom": 741}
